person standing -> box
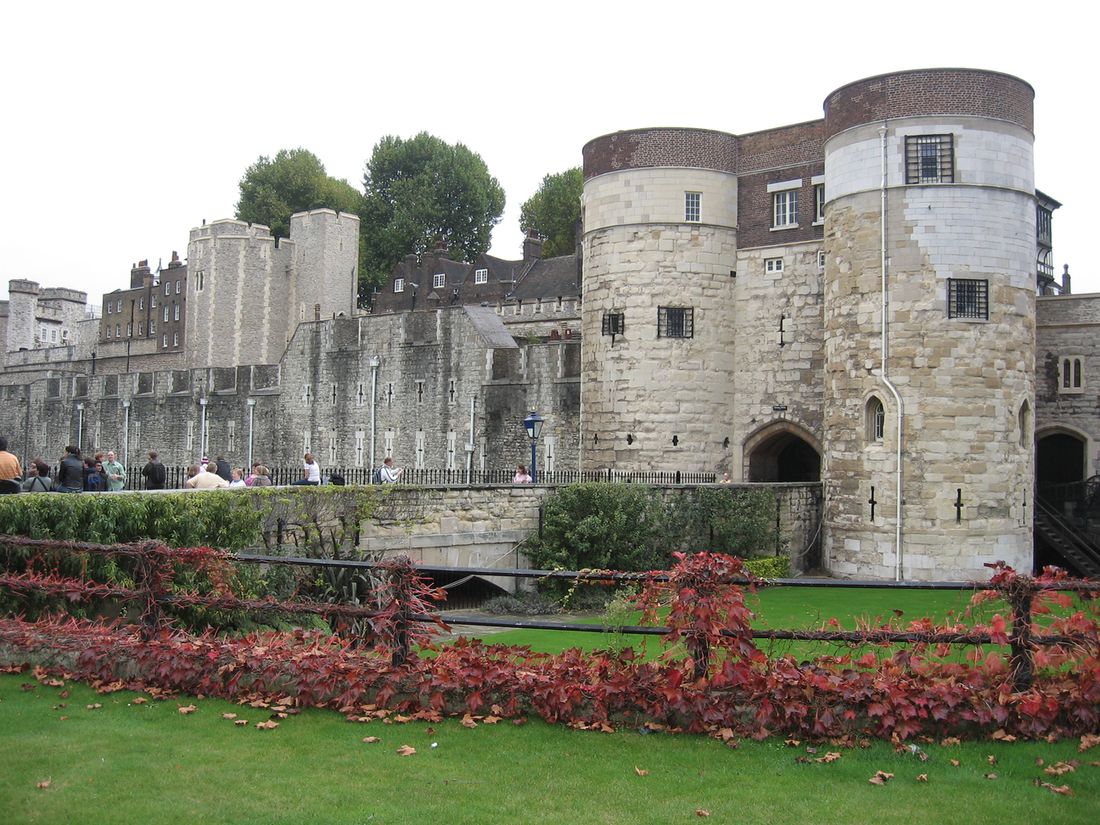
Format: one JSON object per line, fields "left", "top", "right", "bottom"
{"left": 83, "top": 458, "right": 105, "bottom": 492}
{"left": 0, "top": 437, "right": 21, "bottom": 481}
{"left": 379, "top": 456, "right": 403, "bottom": 484}
{"left": 56, "top": 446, "right": 84, "bottom": 493}
{"left": 142, "top": 451, "right": 167, "bottom": 490}
{"left": 21, "top": 460, "right": 53, "bottom": 492}
{"left": 293, "top": 453, "right": 321, "bottom": 486}
{"left": 185, "top": 462, "right": 230, "bottom": 490}
{"left": 103, "top": 450, "right": 126, "bottom": 492}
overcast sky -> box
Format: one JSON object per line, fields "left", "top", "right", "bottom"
{"left": 1, "top": 2, "right": 1091, "bottom": 306}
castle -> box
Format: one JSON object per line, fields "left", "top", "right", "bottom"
{"left": 1, "top": 68, "right": 1096, "bottom": 581}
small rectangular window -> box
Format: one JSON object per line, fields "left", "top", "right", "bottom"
{"left": 196, "top": 271, "right": 205, "bottom": 292}
{"left": 106, "top": 302, "right": 112, "bottom": 314}
{"left": 173, "top": 332, "right": 179, "bottom": 347}
{"left": 474, "top": 268, "right": 488, "bottom": 284}
{"left": 163, "top": 306, "right": 169, "bottom": 322}
{"left": 772, "top": 190, "right": 798, "bottom": 228}
{"left": 814, "top": 183, "right": 825, "bottom": 223}
{"left": 139, "top": 297, "right": 144, "bottom": 310}
{"left": 162, "top": 334, "right": 168, "bottom": 348}
{"left": 818, "top": 251, "right": 826, "bottom": 271}
{"left": 126, "top": 323, "right": 132, "bottom": 337}
{"left": 116, "top": 299, "right": 122, "bottom": 312}
{"left": 657, "top": 306, "right": 694, "bottom": 339}
{"left": 602, "top": 312, "right": 625, "bottom": 336}
{"left": 765, "top": 257, "right": 784, "bottom": 274}
{"left": 394, "top": 278, "right": 404, "bottom": 293}
{"left": 175, "top": 280, "right": 181, "bottom": 294}
{"left": 906, "top": 135, "right": 955, "bottom": 184}
{"left": 106, "top": 326, "right": 112, "bottom": 339}
{"left": 947, "top": 278, "right": 988, "bottom": 320}
{"left": 685, "top": 192, "right": 701, "bottom": 223}
{"left": 164, "top": 282, "right": 170, "bottom": 296}
{"left": 433, "top": 273, "right": 446, "bottom": 289}
{"left": 174, "top": 303, "right": 180, "bottom": 321}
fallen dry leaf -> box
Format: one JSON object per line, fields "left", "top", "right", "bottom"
{"left": 815, "top": 752, "right": 842, "bottom": 764}
{"left": 695, "top": 810, "right": 710, "bottom": 818}
{"left": 941, "top": 737, "right": 961, "bottom": 746}
{"left": 58, "top": 716, "right": 68, "bottom": 721}
{"left": 362, "top": 736, "right": 381, "bottom": 744}
{"left": 86, "top": 703, "right": 102, "bottom": 710}
{"left": 222, "top": 713, "right": 238, "bottom": 720}
{"left": 131, "top": 697, "right": 147, "bottom": 705}
{"left": 987, "top": 755, "right": 997, "bottom": 765}
{"left": 44, "top": 678, "right": 64, "bottom": 688}
{"left": 916, "top": 774, "right": 928, "bottom": 782}
{"left": 985, "top": 773, "right": 998, "bottom": 780}
{"left": 461, "top": 715, "right": 478, "bottom": 729}
{"left": 1035, "top": 757, "right": 1045, "bottom": 767}
{"left": 1044, "top": 761, "right": 1076, "bottom": 777}
{"left": 599, "top": 723, "right": 615, "bottom": 734}
{"left": 425, "top": 727, "right": 436, "bottom": 735}
{"left": 868, "top": 770, "right": 895, "bottom": 786}
{"left": 950, "top": 759, "right": 961, "bottom": 767}
{"left": 36, "top": 779, "right": 51, "bottom": 789}
{"left": 716, "top": 728, "right": 736, "bottom": 742}
{"left": 394, "top": 714, "right": 412, "bottom": 724}
{"left": 634, "top": 766, "right": 649, "bottom": 776}
{"left": 1035, "top": 780, "right": 1073, "bottom": 796}
{"left": 234, "top": 720, "right": 248, "bottom": 727}
{"left": 255, "top": 720, "right": 279, "bottom": 730}
{"left": 178, "top": 705, "right": 197, "bottom": 715}
{"left": 483, "top": 715, "right": 502, "bottom": 725}
{"left": 991, "top": 729, "right": 1017, "bottom": 742}
{"left": 1080, "top": 734, "right": 1100, "bottom": 753}
{"left": 59, "top": 690, "right": 69, "bottom": 699}
{"left": 785, "top": 738, "right": 802, "bottom": 748}
{"left": 396, "top": 745, "right": 416, "bottom": 756}
{"left": 512, "top": 717, "right": 527, "bottom": 726}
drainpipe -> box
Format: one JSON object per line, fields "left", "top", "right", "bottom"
{"left": 246, "top": 398, "right": 256, "bottom": 469}
{"left": 466, "top": 394, "right": 477, "bottom": 485}
{"left": 76, "top": 402, "right": 85, "bottom": 451}
{"left": 368, "top": 356, "right": 380, "bottom": 469}
{"left": 879, "top": 124, "right": 905, "bottom": 581}
{"left": 199, "top": 396, "right": 208, "bottom": 462}
{"left": 122, "top": 400, "right": 131, "bottom": 466}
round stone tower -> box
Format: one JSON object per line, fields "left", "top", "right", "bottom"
{"left": 821, "top": 69, "right": 1037, "bottom": 579}
{"left": 580, "top": 128, "right": 739, "bottom": 472}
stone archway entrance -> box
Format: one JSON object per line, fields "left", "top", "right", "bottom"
{"left": 744, "top": 422, "right": 822, "bottom": 483}
{"left": 1036, "top": 430, "right": 1087, "bottom": 492}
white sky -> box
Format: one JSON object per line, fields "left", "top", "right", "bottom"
{"left": 1, "top": 1, "right": 1092, "bottom": 306}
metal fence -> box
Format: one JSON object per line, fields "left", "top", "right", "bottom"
{"left": 118, "top": 465, "right": 719, "bottom": 490}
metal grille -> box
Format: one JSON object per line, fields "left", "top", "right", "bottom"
{"left": 657, "top": 306, "right": 693, "bottom": 338}
{"left": 947, "top": 278, "right": 988, "bottom": 320}
{"left": 906, "top": 134, "right": 954, "bottom": 184}
{"left": 601, "top": 312, "right": 624, "bottom": 336}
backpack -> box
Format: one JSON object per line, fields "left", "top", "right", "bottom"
{"left": 153, "top": 462, "right": 166, "bottom": 485}
{"left": 329, "top": 473, "right": 346, "bottom": 486}
{"left": 371, "top": 467, "right": 383, "bottom": 484}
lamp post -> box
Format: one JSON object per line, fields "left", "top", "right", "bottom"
{"left": 199, "top": 396, "right": 208, "bottom": 462}
{"left": 523, "top": 411, "right": 544, "bottom": 483}
{"left": 122, "top": 400, "right": 131, "bottom": 466}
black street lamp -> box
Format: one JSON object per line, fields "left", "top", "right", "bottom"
{"left": 523, "top": 411, "right": 544, "bottom": 483}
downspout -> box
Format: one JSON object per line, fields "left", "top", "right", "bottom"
{"left": 466, "top": 394, "right": 476, "bottom": 484}
{"left": 369, "top": 357, "right": 380, "bottom": 470}
{"left": 246, "top": 398, "right": 256, "bottom": 469}
{"left": 879, "top": 124, "right": 905, "bottom": 581}
{"left": 122, "top": 401, "right": 131, "bottom": 467}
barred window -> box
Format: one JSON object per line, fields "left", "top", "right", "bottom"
{"left": 602, "top": 312, "right": 624, "bottom": 336}
{"left": 685, "top": 192, "right": 701, "bottom": 223}
{"left": 947, "top": 278, "right": 988, "bottom": 320}
{"left": 906, "top": 135, "right": 954, "bottom": 184}
{"left": 657, "top": 306, "right": 693, "bottom": 339}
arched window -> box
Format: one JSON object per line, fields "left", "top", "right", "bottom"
{"left": 1059, "top": 357, "right": 1084, "bottom": 393}
{"left": 865, "top": 396, "right": 885, "bottom": 443}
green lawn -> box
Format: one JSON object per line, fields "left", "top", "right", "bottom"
{"left": 1, "top": 673, "right": 1096, "bottom": 825}
{"left": 458, "top": 586, "right": 990, "bottom": 656}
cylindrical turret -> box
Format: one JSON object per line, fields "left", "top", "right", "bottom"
{"left": 821, "top": 69, "right": 1036, "bottom": 579}
{"left": 6, "top": 279, "right": 40, "bottom": 352}
{"left": 580, "top": 128, "right": 739, "bottom": 472}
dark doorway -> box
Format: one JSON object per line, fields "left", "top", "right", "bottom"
{"left": 1036, "top": 432, "right": 1086, "bottom": 490}
{"left": 747, "top": 429, "right": 821, "bottom": 482}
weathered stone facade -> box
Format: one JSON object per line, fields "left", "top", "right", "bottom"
{"left": 1, "top": 67, "right": 1096, "bottom": 582}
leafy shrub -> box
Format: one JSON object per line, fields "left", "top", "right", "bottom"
{"left": 524, "top": 483, "right": 781, "bottom": 575}
{"left": 483, "top": 591, "right": 561, "bottom": 616}
{"left": 744, "top": 556, "right": 789, "bottom": 578}
{"left": 524, "top": 483, "right": 669, "bottom": 574}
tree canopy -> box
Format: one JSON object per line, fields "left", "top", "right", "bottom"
{"left": 519, "top": 167, "right": 583, "bottom": 257}
{"left": 359, "top": 133, "right": 505, "bottom": 293}
{"left": 235, "top": 148, "right": 362, "bottom": 239}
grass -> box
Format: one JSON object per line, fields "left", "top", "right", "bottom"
{"left": 1, "top": 673, "right": 1096, "bottom": 825}
{"left": 460, "top": 586, "right": 991, "bottom": 657}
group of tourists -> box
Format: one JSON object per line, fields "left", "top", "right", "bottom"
{"left": 1, "top": 436, "right": 533, "bottom": 493}
{"left": 0, "top": 438, "right": 130, "bottom": 494}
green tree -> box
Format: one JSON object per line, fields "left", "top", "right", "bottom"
{"left": 519, "top": 167, "right": 583, "bottom": 257}
{"left": 236, "top": 148, "right": 362, "bottom": 239}
{"left": 359, "top": 133, "right": 505, "bottom": 295}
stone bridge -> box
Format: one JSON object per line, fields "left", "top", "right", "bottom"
{"left": 359, "top": 483, "right": 823, "bottom": 593}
